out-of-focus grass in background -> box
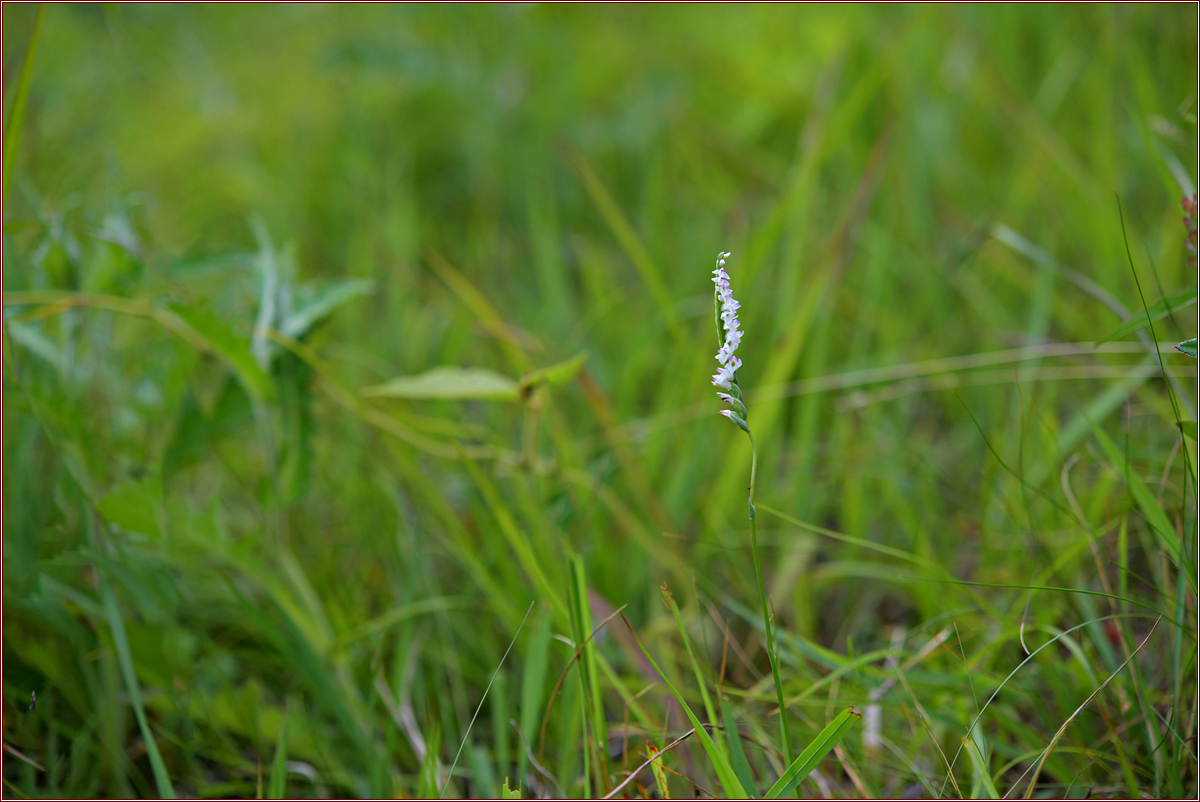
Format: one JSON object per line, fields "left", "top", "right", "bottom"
{"left": 3, "top": 4, "right": 1196, "bottom": 798}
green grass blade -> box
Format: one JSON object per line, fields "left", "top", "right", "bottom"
{"left": 94, "top": 547, "right": 176, "bottom": 798}
{"left": 516, "top": 612, "right": 551, "bottom": 784}
{"left": 1087, "top": 417, "right": 1184, "bottom": 569}
{"left": 1023, "top": 618, "right": 1161, "bottom": 798}
{"left": 222, "top": 576, "right": 368, "bottom": 758}
{"left": 569, "top": 556, "right": 610, "bottom": 794}
{"left": 565, "top": 147, "right": 683, "bottom": 341}
{"left": 762, "top": 707, "right": 860, "bottom": 799}
{"left": 442, "top": 601, "right": 534, "bottom": 799}
{"left": 619, "top": 614, "right": 747, "bottom": 798}
{"left": 964, "top": 729, "right": 999, "bottom": 799}
{"left": 460, "top": 455, "right": 567, "bottom": 622}
{"left": 722, "top": 697, "right": 759, "bottom": 799}
{"left": 661, "top": 586, "right": 724, "bottom": 759}
{"left": 2, "top": 3, "right": 45, "bottom": 210}
{"left": 326, "top": 596, "right": 470, "bottom": 654}
{"left": 417, "top": 723, "right": 443, "bottom": 799}
{"left": 267, "top": 701, "right": 290, "bottom": 799}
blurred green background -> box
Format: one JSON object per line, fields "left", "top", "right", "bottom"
{"left": 3, "top": 4, "right": 1196, "bottom": 798}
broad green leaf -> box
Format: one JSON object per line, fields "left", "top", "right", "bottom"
{"left": 280, "top": 278, "right": 375, "bottom": 340}
{"left": 164, "top": 374, "right": 253, "bottom": 477}
{"left": 97, "top": 478, "right": 162, "bottom": 539}
{"left": 1088, "top": 419, "right": 1182, "bottom": 567}
{"left": 1095, "top": 284, "right": 1197, "bottom": 345}
{"left": 500, "top": 777, "right": 521, "bottom": 799}
{"left": 763, "top": 707, "right": 859, "bottom": 799}
{"left": 164, "top": 301, "right": 275, "bottom": 402}
{"left": 1179, "top": 421, "right": 1197, "bottom": 442}
{"left": 6, "top": 322, "right": 62, "bottom": 368}
{"left": 1176, "top": 338, "right": 1197, "bottom": 358}
{"left": 361, "top": 366, "right": 519, "bottom": 401}
{"left": 519, "top": 350, "right": 588, "bottom": 392}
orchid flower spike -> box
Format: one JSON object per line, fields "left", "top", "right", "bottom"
{"left": 711, "top": 251, "right": 748, "bottom": 426}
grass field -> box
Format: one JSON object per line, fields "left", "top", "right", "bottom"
{"left": 3, "top": 4, "right": 1197, "bottom": 799}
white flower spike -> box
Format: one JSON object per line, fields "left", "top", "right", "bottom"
{"left": 712, "top": 251, "right": 745, "bottom": 404}
{"left": 707, "top": 249, "right": 789, "bottom": 766}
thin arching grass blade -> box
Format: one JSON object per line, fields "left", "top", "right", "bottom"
{"left": 619, "top": 614, "right": 748, "bottom": 799}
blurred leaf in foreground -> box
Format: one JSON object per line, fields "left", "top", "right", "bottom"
{"left": 362, "top": 365, "right": 519, "bottom": 401}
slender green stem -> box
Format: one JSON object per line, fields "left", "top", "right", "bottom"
{"left": 747, "top": 430, "right": 794, "bottom": 765}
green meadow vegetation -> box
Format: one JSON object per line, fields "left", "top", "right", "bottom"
{"left": 3, "top": 4, "right": 1197, "bottom": 799}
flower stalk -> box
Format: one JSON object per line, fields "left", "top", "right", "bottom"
{"left": 711, "top": 251, "right": 794, "bottom": 767}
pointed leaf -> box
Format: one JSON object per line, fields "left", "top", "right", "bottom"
{"left": 362, "top": 366, "right": 519, "bottom": 401}
{"left": 1176, "top": 338, "right": 1197, "bottom": 358}
{"left": 762, "top": 708, "right": 859, "bottom": 799}
{"left": 1178, "top": 421, "right": 1197, "bottom": 442}
{"left": 97, "top": 478, "right": 162, "bottom": 539}
{"left": 1095, "top": 284, "right": 1196, "bottom": 345}
{"left": 964, "top": 730, "right": 999, "bottom": 799}
{"left": 519, "top": 351, "right": 588, "bottom": 392}
{"left": 281, "top": 279, "right": 375, "bottom": 340}
{"left": 164, "top": 301, "right": 274, "bottom": 402}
